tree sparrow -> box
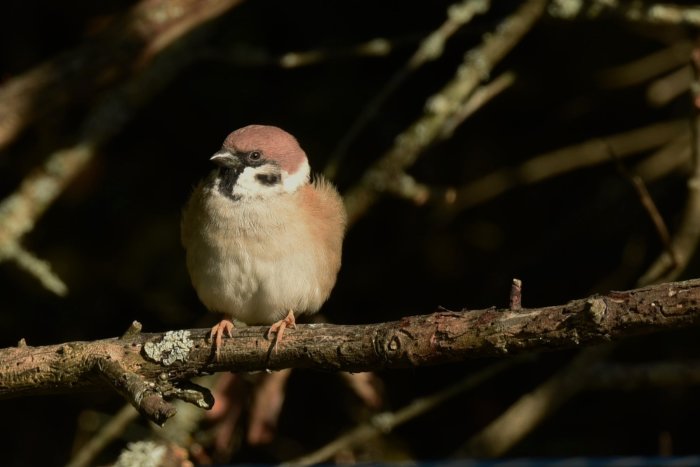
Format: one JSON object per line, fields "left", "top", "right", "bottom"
{"left": 181, "top": 125, "right": 346, "bottom": 356}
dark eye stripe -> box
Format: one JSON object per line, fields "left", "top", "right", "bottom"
{"left": 255, "top": 173, "right": 281, "bottom": 186}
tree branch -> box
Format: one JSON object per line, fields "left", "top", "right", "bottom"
{"left": 0, "top": 0, "right": 241, "bottom": 150}
{"left": 343, "top": 0, "right": 547, "bottom": 224}
{"left": 2, "top": 278, "right": 700, "bottom": 425}
{"left": 0, "top": 0, "right": 243, "bottom": 294}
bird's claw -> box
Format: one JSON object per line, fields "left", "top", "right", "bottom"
{"left": 210, "top": 319, "right": 234, "bottom": 359}
{"left": 267, "top": 310, "right": 296, "bottom": 352}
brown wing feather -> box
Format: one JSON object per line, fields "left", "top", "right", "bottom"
{"left": 299, "top": 176, "right": 346, "bottom": 292}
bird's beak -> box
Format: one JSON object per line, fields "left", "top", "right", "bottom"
{"left": 210, "top": 150, "right": 240, "bottom": 169}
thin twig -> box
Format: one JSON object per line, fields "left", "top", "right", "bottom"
{"left": 509, "top": 278, "right": 522, "bottom": 311}
{"left": 0, "top": 0, "right": 243, "bottom": 293}
{"left": 638, "top": 44, "right": 700, "bottom": 286}
{"left": 608, "top": 146, "right": 677, "bottom": 272}
{"left": 597, "top": 40, "right": 693, "bottom": 89}
{"left": 456, "top": 345, "right": 611, "bottom": 458}
{"left": 0, "top": 0, "right": 241, "bottom": 151}
{"left": 2, "top": 243, "right": 68, "bottom": 296}
{"left": 285, "top": 358, "right": 518, "bottom": 466}
{"left": 324, "top": 0, "right": 491, "bottom": 179}
{"left": 437, "top": 120, "right": 684, "bottom": 212}
{"left": 199, "top": 37, "right": 398, "bottom": 68}
{"left": 634, "top": 131, "right": 692, "bottom": 182}
{"left": 67, "top": 405, "right": 139, "bottom": 467}
{"left": 456, "top": 354, "right": 700, "bottom": 459}
{"left": 343, "top": 0, "right": 547, "bottom": 224}
{"left": 647, "top": 65, "right": 692, "bottom": 107}
{"left": 588, "top": 360, "right": 700, "bottom": 390}
{"left": 439, "top": 71, "right": 516, "bottom": 139}
{"left": 549, "top": 1, "right": 700, "bottom": 27}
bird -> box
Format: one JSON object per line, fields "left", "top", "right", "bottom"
{"left": 181, "top": 125, "right": 346, "bottom": 357}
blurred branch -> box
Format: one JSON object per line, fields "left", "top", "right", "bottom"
{"left": 456, "top": 345, "right": 611, "bottom": 458}
{"left": 549, "top": 1, "right": 700, "bottom": 27}
{"left": 598, "top": 40, "right": 693, "bottom": 89}
{"left": 0, "top": 0, "right": 241, "bottom": 151}
{"left": 439, "top": 70, "right": 516, "bottom": 140}
{"left": 286, "top": 358, "right": 518, "bottom": 466}
{"left": 589, "top": 359, "right": 700, "bottom": 390}
{"left": 1, "top": 243, "right": 68, "bottom": 296}
{"left": 0, "top": 0, "right": 243, "bottom": 293}
{"left": 343, "top": 0, "right": 547, "bottom": 225}
{"left": 324, "top": 0, "right": 491, "bottom": 179}
{"left": 634, "top": 130, "right": 691, "bottom": 181}
{"left": 294, "top": 354, "right": 700, "bottom": 464}
{"left": 432, "top": 120, "right": 685, "bottom": 211}
{"left": 455, "top": 355, "right": 700, "bottom": 458}
{"left": 279, "top": 39, "right": 393, "bottom": 68}
{"left": 2, "top": 278, "right": 700, "bottom": 425}
{"left": 647, "top": 65, "right": 692, "bottom": 107}
{"left": 611, "top": 150, "right": 677, "bottom": 273}
{"left": 201, "top": 38, "right": 397, "bottom": 68}
{"left": 638, "top": 45, "right": 700, "bottom": 286}
{"left": 67, "top": 404, "right": 139, "bottom": 467}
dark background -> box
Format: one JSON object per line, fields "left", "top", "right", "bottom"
{"left": 1, "top": 1, "right": 699, "bottom": 464}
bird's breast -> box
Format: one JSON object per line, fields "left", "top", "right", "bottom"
{"left": 183, "top": 192, "right": 334, "bottom": 324}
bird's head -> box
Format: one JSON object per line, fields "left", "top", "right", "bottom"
{"left": 209, "top": 125, "right": 310, "bottom": 201}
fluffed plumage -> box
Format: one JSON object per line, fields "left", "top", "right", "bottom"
{"left": 181, "top": 125, "right": 346, "bottom": 355}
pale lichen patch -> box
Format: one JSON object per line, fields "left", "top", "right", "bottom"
{"left": 143, "top": 330, "right": 194, "bottom": 366}
{"left": 115, "top": 441, "right": 166, "bottom": 467}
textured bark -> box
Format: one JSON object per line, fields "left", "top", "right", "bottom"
{"left": 1, "top": 278, "right": 700, "bottom": 424}
{"left": 0, "top": 0, "right": 241, "bottom": 149}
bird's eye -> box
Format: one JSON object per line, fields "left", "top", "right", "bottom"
{"left": 248, "top": 151, "right": 262, "bottom": 161}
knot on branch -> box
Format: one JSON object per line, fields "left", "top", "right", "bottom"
{"left": 585, "top": 298, "right": 607, "bottom": 325}
{"left": 95, "top": 358, "right": 176, "bottom": 425}
{"left": 94, "top": 353, "right": 212, "bottom": 426}
{"left": 373, "top": 328, "right": 405, "bottom": 366}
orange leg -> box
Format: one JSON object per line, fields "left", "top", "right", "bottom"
{"left": 267, "top": 310, "right": 296, "bottom": 352}
{"left": 210, "top": 319, "right": 234, "bottom": 359}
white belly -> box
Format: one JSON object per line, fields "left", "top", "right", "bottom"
{"left": 184, "top": 196, "right": 328, "bottom": 325}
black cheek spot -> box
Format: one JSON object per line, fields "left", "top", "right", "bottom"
{"left": 256, "top": 173, "right": 281, "bottom": 186}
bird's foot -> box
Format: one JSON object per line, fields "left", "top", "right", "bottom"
{"left": 267, "top": 310, "right": 296, "bottom": 352}
{"left": 210, "top": 319, "right": 234, "bottom": 359}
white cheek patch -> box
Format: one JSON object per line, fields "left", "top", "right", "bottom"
{"left": 230, "top": 160, "right": 311, "bottom": 199}
{"left": 282, "top": 159, "right": 310, "bottom": 192}
{"left": 232, "top": 167, "right": 278, "bottom": 198}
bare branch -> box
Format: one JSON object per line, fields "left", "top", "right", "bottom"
{"left": 439, "top": 71, "right": 516, "bottom": 139}
{"left": 286, "top": 359, "right": 517, "bottom": 466}
{"left": 343, "top": 0, "right": 547, "bottom": 224}
{"left": 442, "top": 120, "right": 685, "bottom": 212}
{"left": 647, "top": 65, "right": 692, "bottom": 107}
{"left": 323, "top": 0, "right": 492, "bottom": 179}
{"left": 639, "top": 44, "right": 700, "bottom": 285}
{"left": 0, "top": 0, "right": 242, "bottom": 150}
{"left": 2, "top": 279, "right": 700, "bottom": 425}
{"left": 610, "top": 147, "right": 677, "bottom": 271}
{"left": 67, "top": 405, "right": 139, "bottom": 467}
{"left": 457, "top": 346, "right": 611, "bottom": 458}
{"left": 509, "top": 278, "right": 523, "bottom": 311}
{"left": 0, "top": 0, "right": 244, "bottom": 292}
{"left": 549, "top": 1, "right": 700, "bottom": 27}
{"left": 634, "top": 131, "right": 691, "bottom": 182}
{"left": 452, "top": 356, "right": 700, "bottom": 458}
{"left": 597, "top": 41, "right": 693, "bottom": 89}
